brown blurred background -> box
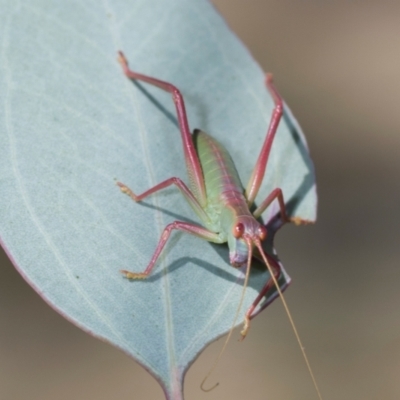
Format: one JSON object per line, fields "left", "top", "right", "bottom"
{"left": 1, "top": 1, "right": 400, "bottom": 399}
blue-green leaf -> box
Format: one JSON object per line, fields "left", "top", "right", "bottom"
{"left": 0, "top": 0, "right": 316, "bottom": 398}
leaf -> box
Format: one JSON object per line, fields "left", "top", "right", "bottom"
{"left": 0, "top": 0, "right": 317, "bottom": 398}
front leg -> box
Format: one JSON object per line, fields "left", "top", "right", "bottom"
{"left": 252, "top": 188, "right": 289, "bottom": 221}
{"left": 252, "top": 187, "right": 309, "bottom": 225}
{"left": 240, "top": 253, "right": 282, "bottom": 339}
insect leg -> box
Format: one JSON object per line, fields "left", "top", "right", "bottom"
{"left": 118, "top": 51, "right": 207, "bottom": 206}
{"left": 121, "top": 221, "right": 223, "bottom": 279}
{"left": 245, "top": 74, "right": 283, "bottom": 206}
{"left": 117, "top": 177, "right": 211, "bottom": 226}
{"left": 252, "top": 188, "right": 289, "bottom": 221}
{"left": 240, "top": 254, "right": 281, "bottom": 339}
{"left": 252, "top": 188, "right": 311, "bottom": 225}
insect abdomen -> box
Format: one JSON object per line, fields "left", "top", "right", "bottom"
{"left": 194, "top": 130, "right": 244, "bottom": 204}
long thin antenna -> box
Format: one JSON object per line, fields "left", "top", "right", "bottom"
{"left": 201, "top": 240, "right": 253, "bottom": 392}
{"left": 256, "top": 241, "right": 323, "bottom": 400}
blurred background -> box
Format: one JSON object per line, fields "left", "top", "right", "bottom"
{"left": 1, "top": 1, "right": 400, "bottom": 399}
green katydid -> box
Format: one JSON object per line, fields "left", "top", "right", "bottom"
{"left": 116, "top": 49, "right": 302, "bottom": 333}
{"left": 116, "top": 51, "right": 322, "bottom": 398}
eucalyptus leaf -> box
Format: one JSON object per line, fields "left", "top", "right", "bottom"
{"left": 0, "top": 0, "right": 316, "bottom": 398}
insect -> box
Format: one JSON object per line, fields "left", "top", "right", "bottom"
{"left": 116, "top": 50, "right": 308, "bottom": 338}
{"left": 116, "top": 52, "right": 323, "bottom": 399}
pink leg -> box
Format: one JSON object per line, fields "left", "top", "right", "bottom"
{"left": 121, "top": 221, "right": 223, "bottom": 279}
{"left": 252, "top": 188, "right": 289, "bottom": 221}
{"left": 117, "top": 177, "right": 210, "bottom": 225}
{"left": 118, "top": 51, "right": 206, "bottom": 206}
{"left": 240, "top": 254, "right": 281, "bottom": 339}
{"left": 253, "top": 188, "right": 312, "bottom": 225}
{"left": 245, "top": 74, "right": 283, "bottom": 206}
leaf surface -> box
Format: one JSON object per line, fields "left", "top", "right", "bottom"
{"left": 0, "top": 0, "right": 316, "bottom": 398}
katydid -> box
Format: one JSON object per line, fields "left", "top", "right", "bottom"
{"left": 116, "top": 50, "right": 305, "bottom": 337}
{"left": 116, "top": 51, "right": 322, "bottom": 399}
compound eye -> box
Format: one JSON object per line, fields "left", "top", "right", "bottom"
{"left": 258, "top": 225, "right": 267, "bottom": 241}
{"left": 233, "top": 222, "right": 244, "bottom": 239}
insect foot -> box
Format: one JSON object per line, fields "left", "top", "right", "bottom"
{"left": 120, "top": 270, "right": 148, "bottom": 279}
{"left": 289, "top": 216, "right": 314, "bottom": 226}
{"left": 239, "top": 316, "right": 251, "bottom": 341}
{"left": 116, "top": 182, "right": 139, "bottom": 202}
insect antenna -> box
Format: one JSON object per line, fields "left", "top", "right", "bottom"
{"left": 200, "top": 239, "right": 253, "bottom": 392}
{"left": 255, "top": 240, "right": 324, "bottom": 400}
